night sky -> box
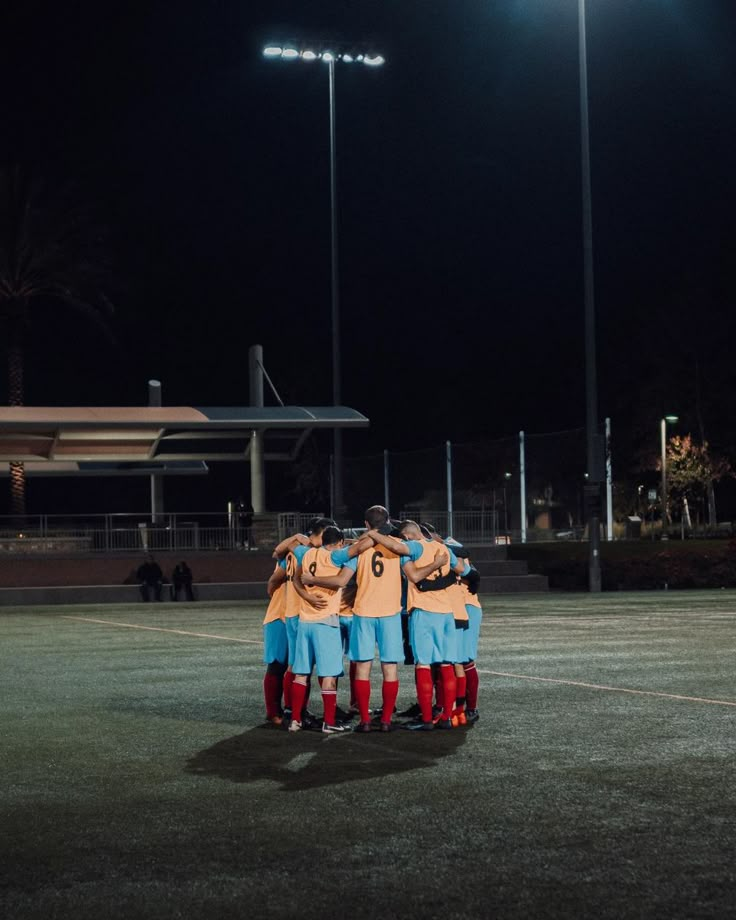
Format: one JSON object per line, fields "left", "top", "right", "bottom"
{"left": 4, "top": 0, "right": 736, "bottom": 512}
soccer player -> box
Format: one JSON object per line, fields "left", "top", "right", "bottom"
{"left": 272, "top": 517, "right": 335, "bottom": 726}
{"left": 398, "top": 520, "right": 461, "bottom": 731}
{"left": 330, "top": 506, "right": 410, "bottom": 732}
{"left": 337, "top": 507, "right": 450, "bottom": 732}
{"left": 458, "top": 564, "right": 483, "bottom": 723}
{"left": 262, "top": 559, "right": 288, "bottom": 725}
{"left": 287, "top": 526, "right": 357, "bottom": 733}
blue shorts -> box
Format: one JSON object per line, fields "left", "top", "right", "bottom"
{"left": 350, "top": 612, "right": 403, "bottom": 663}
{"left": 464, "top": 604, "right": 483, "bottom": 661}
{"left": 410, "top": 609, "right": 457, "bottom": 665}
{"left": 339, "top": 615, "right": 353, "bottom": 656}
{"left": 292, "top": 620, "right": 345, "bottom": 677}
{"left": 262, "top": 618, "right": 288, "bottom": 665}
{"left": 285, "top": 615, "right": 300, "bottom": 667}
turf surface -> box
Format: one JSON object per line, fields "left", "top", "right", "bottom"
{"left": 1, "top": 593, "right": 735, "bottom": 919}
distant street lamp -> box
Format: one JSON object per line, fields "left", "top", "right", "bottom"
{"left": 660, "top": 415, "right": 679, "bottom": 540}
{"left": 263, "top": 43, "right": 385, "bottom": 519}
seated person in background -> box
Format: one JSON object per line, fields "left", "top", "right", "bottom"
{"left": 137, "top": 555, "right": 163, "bottom": 602}
{"left": 171, "top": 561, "right": 194, "bottom": 601}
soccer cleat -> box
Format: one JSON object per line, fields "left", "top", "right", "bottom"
{"left": 455, "top": 710, "right": 467, "bottom": 726}
{"left": 379, "top": 722, "right": 395, "bottom": 733}
{"left": 435, "top": 718, "right": 454, "bottom": 730}
{"left": 403, "top": 719, "right": 434, "bottom": 732}
{"left": 465, "top": 709, "right": 480, "bottom": 724}
{"left": 288, "top": 720, "right": 302, "bottom": 733}
{"left": 451, "top": 715, "right": 459, "bottom": 728}
{"left": 397, "top": 702, "right": 422, "bottom": 720}
{"left": 322, "top": 722, "right": 349, "bottom": 734}
{"left": 352, "top": 721, "right": 373, "bottom": 733}
{"left": 301, "top": 711, "right": 321, "bottom": 731}
{"left": 334, "top": 706, "right": 356, "bottom": 723}
{"left": 265, "top": 714, "right": 283, "bottom": 727}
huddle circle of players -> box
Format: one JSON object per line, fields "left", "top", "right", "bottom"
{"left": 262, "top": 504, "right": 483, "bottom": 733}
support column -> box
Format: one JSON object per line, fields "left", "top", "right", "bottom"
{"left": 148, "top": 380, "right": 164, "bottom": 523}
{"left": 248, "top": 345, "right": 265, "bottom": 514}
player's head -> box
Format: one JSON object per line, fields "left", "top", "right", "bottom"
{"left": 320, "top": 525, "right": 344, "bottom": 549}
{"left": 307, "top": 516, "right": 336, "bottom": 546}
{"left": 420, "top": 521, "right": 445, "bottom": 543}
{"left": 364, "top": 505, "right": 389, "bottom": 530}
{"left": 399, "top": 519, "right": 423, "bottom": 541}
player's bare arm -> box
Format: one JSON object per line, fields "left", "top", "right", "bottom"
{"left": 345, "top": 534, "right": 375, "bottom": 558}
{"left": 403, "top": 551, "right": 449, "bottom": 584}
{"left": 271, "top": 532, "right": 310, "bottom": 560}
{"left": 366, "top": 530, "right": 410, "bottom": 556}
{"left": 293, "top": 569, "right": 328, "bottom": 609}
{"left": 301, "top": 566, "right": 355, "bottom": 589}
{"left": 266, "top": 564, "right": 287, "bottom": 597}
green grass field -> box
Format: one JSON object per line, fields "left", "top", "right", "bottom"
{"left": 2, "top": 593, "right": 735, "bottom": 919}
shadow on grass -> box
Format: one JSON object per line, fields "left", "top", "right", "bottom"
{"left": 185, "top": 722, "right": 472, "bottom": 791}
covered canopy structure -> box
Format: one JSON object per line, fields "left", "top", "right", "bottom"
{"left": 0, "top": 405, "right": 369, "bottom": 513}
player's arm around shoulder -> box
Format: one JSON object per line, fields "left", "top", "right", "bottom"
{"left": 366, "top": 530, "right": 410, "bottom": 556}
{"left": 271, "top": 532, "right": 310, "bottom": 560}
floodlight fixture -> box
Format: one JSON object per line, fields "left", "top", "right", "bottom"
{"left": 341, "top": 53, "right": 354, "bottom": 62}
{"left": 263, "top": 46, "right": 282, "bottom": 58}
{"left": 363, "top": 54, "right": 385, "bottom": 66}
{"left": 302, "top": 49, "right": 318, "bottom": 61}
{"left": 281, "top": 47, "right": 299, "bottom": 60}
{"left": 664, "top": 414, "right": 679, "bottom": 424}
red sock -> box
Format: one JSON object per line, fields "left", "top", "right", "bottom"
{"left": 416, "top": 668, "right": 434, "bottom": 723}
{"left": 433, "top": 664, "right": 443, "bottom": 711}
{"left": 354, "top": 679, "right": 371, "bottom": 723}
{"left": 465, "top": 662, "right": 479, "bottom": 710}
{"left": 283, "top": 670, "right": 295, "bottom": 709}
{"left": 290, "top": 681, "right": 308, "bottom": 724}
{"left": 349, "top": 662, "right": 357, "bottom": 708}
{"left": 381, "top": 680, "right": 399, "bottom": 724}
{"left": 455, "top": 675, "right": 467, "bottom": 711}
{"left": 263, "top": 671, "right": 282, "bottom": 718}
{"left": 302, "top": 678, "right": 311, "bottom": 716}
{"left": 318, "top": 676, "right": 324, "bottom": 688}
{"left": 322, "top": 688, "right": 337, "bottom": 726}
{"left": 440, "top": 665, "right": 457, "bottom": 720}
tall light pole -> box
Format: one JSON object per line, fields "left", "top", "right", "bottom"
{"left": 263, "top": 43, "right": 385, "bottom": 520}
{"left": 577, "top": 0, "right": 602, "bottom": 592}
{"left": 660, "top": 415, "right": 679, "bottom": 540}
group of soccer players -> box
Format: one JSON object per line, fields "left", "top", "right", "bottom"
{"left": 261, "top": 504, "right": 483, "bottom": 733}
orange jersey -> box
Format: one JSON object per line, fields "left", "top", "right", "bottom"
{"left": 350, "top": 545, "right": 403, "bottom": 618}
{"left": 299, "top": 546, "right": 345, "bottom": 623}
{"left": 405, "top": 540, "right": 455, "bottom": 615}
{"left": 284, "top": 545, "right": 310, "bottom": 619}
{"left": 263, "top": 566, "right": 287, "bottom": 625}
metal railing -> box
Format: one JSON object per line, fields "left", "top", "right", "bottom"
{"left": 0, "top": 509, "right": 591, "bottom": 555}
{"left": 0, "top": 512, "right": 320, "bottom": 555}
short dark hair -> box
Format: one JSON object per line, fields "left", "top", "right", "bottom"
{"left": 321, "top": 526, "right": 344, "bottom": 547}
{"left": 364, "top": 505, "right": 389, "bottom": 529}
{"left": 307, "top": 516, "right": 336, "bottom": 536}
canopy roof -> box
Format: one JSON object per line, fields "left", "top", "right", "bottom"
{"left": 0, "top": 406, "right": 369, "bottom": 463}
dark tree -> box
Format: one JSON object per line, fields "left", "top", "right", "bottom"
{"left": 0, "top": 167, "right": 113, "bottom": 515}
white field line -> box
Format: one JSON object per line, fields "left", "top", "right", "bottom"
{"left": 479, "top": 669, "right": 736, "bottom": 707}
{"left": 59, "top": 615, "right": 735, "bottom": 709}
{"left": 59, "top": 615, "right": 261, "bottom": 644}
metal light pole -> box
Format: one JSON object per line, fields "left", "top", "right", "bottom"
{"left": 263, "top": 44, "right": 385, "bottom": 521}
{"left": 327, "top": 55, "right": 343, "bottom": 520}
{"left": 578, "top": 0, "right": 602, "bottom": 592}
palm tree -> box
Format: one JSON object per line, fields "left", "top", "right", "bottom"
{"left": 0, "top": 166, "right": 114, "bottom": 515}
